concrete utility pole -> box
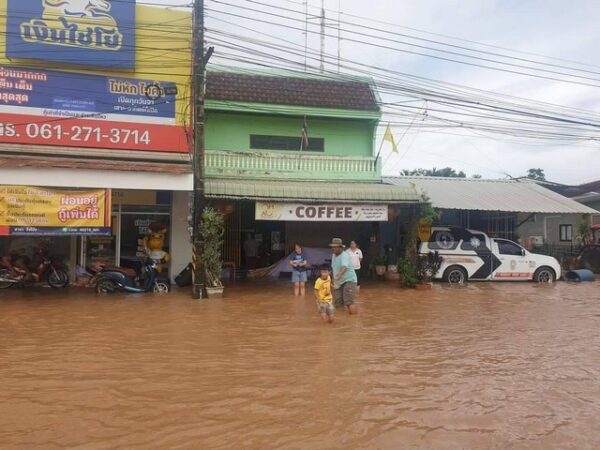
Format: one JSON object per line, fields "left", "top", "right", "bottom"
{"left": 191, "top": 0, "right": 210, "bottom": 299}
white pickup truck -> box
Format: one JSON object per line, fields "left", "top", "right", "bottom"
{"left": 419, "top": 227, "right": 561, "bottom": 284}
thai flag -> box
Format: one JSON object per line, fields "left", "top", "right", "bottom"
{"left": 301, "top": 116, "right": 309, "bottom": 150}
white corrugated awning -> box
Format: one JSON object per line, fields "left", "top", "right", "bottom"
{"left": 384, "top": 177, "right": 599, "bottom": 214}
{"left": 205, "top": 178, "right": 421, "bottom": 203}
{"left": 0, "top": 167, "right": 193, "bottom": 191}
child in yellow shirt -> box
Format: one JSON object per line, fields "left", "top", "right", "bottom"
{"left": 314, "top": 265, "right": 335, "bottom": 323}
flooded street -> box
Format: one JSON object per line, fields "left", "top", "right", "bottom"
{"left": 1, "top": 281, "right": 600, "bottom": 449}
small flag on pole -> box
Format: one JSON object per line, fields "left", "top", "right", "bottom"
{"left": 383, "top": 124, "right": 398, "bottom": 153}
{"left": 301, "top": 116, "right": 309, "bottom": 150}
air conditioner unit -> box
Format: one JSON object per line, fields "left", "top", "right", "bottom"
{"left": 529, "top": 236, "right": 544, "bottom": 246}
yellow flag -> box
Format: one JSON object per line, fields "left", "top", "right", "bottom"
{"left": 383, "top": 124, "right": 398, "bottom": 153}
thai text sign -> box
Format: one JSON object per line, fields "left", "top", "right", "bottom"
{"left": 256, "top": 202, "right": 388, "bottom": 222}
{"left": 6, "top": 0, "right": 135, "bottom": 68}
{"left": 0, "top": 66, "right": 188, "bottom": 152}
{"left": 0, "top": 185, "right": 111, "bottom": 236}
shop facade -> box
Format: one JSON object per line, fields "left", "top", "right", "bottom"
{"left": 200, "top": 68, "right": 425, "bottom": 277}
{"left": 0, "top": 1, "right": 194, "bottom": 282}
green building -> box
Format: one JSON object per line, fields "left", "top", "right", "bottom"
{"left": 202, "top": 67, "right": 421, "bottom": 273}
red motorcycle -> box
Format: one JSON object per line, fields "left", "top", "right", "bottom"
{"left": 0, "top": 249, "right": 69, "bottom": 289}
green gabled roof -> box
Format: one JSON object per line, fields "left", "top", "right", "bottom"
{"left": 205, "top": 179, "right": 421, "bottom": 204}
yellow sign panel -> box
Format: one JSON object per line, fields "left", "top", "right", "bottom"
{"left": 112, "top": 190, "right": 157, "bottom": 205}
{"left": 418, "top": 219, "right": 432, "bottom": 242}
{"left": 0, "top": 185, "right": 111, "bottom": 228}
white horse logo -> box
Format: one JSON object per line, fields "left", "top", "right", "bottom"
{"left": 42, "top": 0, "right": 117, "bottom": 26}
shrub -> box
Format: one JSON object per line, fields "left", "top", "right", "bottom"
{"left": 397, "top": 257, "right": 418, "bottom": 288}
{"left": 199, "top": 207, "right": 225, "bottom": 288}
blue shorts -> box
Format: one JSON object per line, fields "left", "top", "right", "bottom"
{"left": 291, "top": 271, "right": 308, "bottom": 283}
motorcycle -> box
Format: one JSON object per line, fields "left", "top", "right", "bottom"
{"left": 0, "top": 250, "right": 69, "bottom": 289}
{"left": 93, "top": 258, "right": 170, "bottom": 294}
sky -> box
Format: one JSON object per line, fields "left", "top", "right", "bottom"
{"left": 202, "top": 0, "right": 600, "bottom": 184}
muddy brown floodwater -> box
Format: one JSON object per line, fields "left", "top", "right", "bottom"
{"left": 1, "top": 281, "right": 600, "bottom": 449}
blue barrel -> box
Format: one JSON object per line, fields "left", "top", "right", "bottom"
{"left": 565, "top": 269, "right": 596, "bottom": 282}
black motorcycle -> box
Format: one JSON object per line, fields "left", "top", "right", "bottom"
{"left": 93, "top": 258, "right": 169, "bottom": 294}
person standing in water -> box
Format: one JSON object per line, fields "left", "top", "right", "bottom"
{"left": 329, "top": 238, "right": 358, "bottom": 314}
{"left": 346, "top": 240, "right": 363, "bottom": 291}
{"left": 289, "top": 243, "right": 308, "bottom": 296}
{"left": 314, "top": 265, "right": 335, "bottom": 323}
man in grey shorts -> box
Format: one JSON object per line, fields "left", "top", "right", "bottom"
{"left": 329, "top": 238, "right": 358, "bottom": 315}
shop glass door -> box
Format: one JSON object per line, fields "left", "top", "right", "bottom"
{"left": 84, "top": 214, "right": 118, "bottom": 269}
{"left": 119, "top": 207, "right": 170, "bottom": 272}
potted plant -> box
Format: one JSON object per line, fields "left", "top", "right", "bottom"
{"left": 414, "top": 251, "right": 443, "bottom": 290}
{"left": 372, "top": 255, "right": 388, "bottom": 277}
{"left": 397, "top": 257, "right": 417, "bottom": 288}
{"left": 199, "top": 206, "right": 225, "bottom": 298}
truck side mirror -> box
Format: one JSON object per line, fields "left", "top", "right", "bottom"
{"left": 521, "top": 249, "right": 526, "bottom": 256}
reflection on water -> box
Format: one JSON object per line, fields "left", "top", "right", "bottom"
{"left": 1, "top": 281, "right": 600, "bottom": 449}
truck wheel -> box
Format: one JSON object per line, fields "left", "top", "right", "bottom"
{"left": 443, "top": 266, "right": 468, "bottom": 284}
{"left": 533, "top": 267, "right": 556, "bottom": 283}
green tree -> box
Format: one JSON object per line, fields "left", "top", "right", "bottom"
{"left": 401, "top": 167, "right": 467, "bottom": 177}
{"left": 526, "top": 168, "right": 546, "bottom": 181}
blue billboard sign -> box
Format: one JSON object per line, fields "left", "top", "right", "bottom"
{"left": 6, "top": 0, "right": 136, "bottom": 69}
{"left": 0, "top": 66, "right": 175, "bottom": 119}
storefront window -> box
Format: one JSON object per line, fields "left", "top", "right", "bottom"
{"left": 119, "top": 205, "right": 170, "bottom": 271}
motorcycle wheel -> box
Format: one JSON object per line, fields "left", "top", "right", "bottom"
{"left": 0, "top": 269, "right": 14, "bottom": 289}
{"left": 153, "top": 281, "right": 170, "bottom": 293}
{"left": 96, "top": 278, "right": 117, "bottom": 294}
{"left": 47, "top": 268, "right": 69, "bottom": 288}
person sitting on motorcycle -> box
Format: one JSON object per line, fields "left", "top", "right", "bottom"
{"left": 1, "top": 252, "right": 33, "bottom": 281}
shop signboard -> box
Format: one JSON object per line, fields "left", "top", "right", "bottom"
{"left": 0, "top": 185, "right": 111, "bottom": 236}
{"left": 6, "top": 0, "right": 135, "bottom": 69}
{"left": 0, "top": 66, "right": 188, "bottom": 152}
{"left": 256, "top": 202, "right": 388, "bottom": 222}
{"left": 418, "top": 219, "right": 432, "bottom": 242}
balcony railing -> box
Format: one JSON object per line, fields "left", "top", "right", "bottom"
{"left": 205, "top": 150, "right": 382, "bottom": 181}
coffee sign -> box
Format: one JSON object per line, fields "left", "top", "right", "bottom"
{"left": 256, "top": 202, "right": 388, "bottom": 222}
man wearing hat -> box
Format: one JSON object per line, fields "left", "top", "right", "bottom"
{"left": 329, "top": 238, "right": 358, "bottom": 314}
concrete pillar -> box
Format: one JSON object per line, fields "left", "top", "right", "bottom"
{"left": 170, "top": 191, "right": 192, "bottom": 283}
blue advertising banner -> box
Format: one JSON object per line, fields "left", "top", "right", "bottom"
{"left": 0, "top": 66, "right": 189, "bottom": 153}
{"left": 5, "top": 0, "right": 135, "bottom": 69}
{"left": 0, "top": 66, "right": 176, "bottom": 119}
{"left": 8, "top": 227, "right": 112, "bottom": 236}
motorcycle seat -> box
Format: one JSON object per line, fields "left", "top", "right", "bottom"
{"left": 102, "top": 266, "right": 137, "bottom": 278}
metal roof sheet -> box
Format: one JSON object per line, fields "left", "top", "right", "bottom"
{"left": 383, "top": 177, "right": 599, "bottom": 214}
{"left": 206, "top": 179, "right": 421, "bottom": 203}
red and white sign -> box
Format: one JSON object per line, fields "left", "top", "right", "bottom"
{"left": 0, "top": 112, "right": 189, "bottom": 153}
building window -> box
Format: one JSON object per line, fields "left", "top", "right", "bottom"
{"left": 559, "top": 224, "right": 573, "bottom": 242}
{"left": 250, "top": 135, "right": 325, "bottom": 152}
